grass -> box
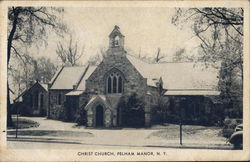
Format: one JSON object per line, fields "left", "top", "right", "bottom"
{"left": 147, "top": 124, "right": 223, "bottom": 140}
{"left": 7, "top": 130, "right": 94, "bottom": 137}
{"left": 12, "top": 117, "right": 40, "bottom": 129}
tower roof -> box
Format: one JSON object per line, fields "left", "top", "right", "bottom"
{"left": 109, "top": 25, "right": 124, "bottom": 38}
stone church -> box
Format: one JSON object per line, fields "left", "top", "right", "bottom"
{"left": 48, "top": 26, "right": 220, "bottom": 127}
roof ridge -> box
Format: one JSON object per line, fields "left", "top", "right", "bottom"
{"left": 49, "top": 66, "right": 64, "bottom": 86}
{"left": 14, "top": 82, "right": 48, "bottom": 102}
{"left": 75, "top": 65, "right": 90, "bottom": 90}
{"left": 126, "top": 54, "right": 150, "bottom": 64}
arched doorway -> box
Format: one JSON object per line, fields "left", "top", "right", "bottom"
{"left": 95, "top": 105, "right": 104, "bottom": 127}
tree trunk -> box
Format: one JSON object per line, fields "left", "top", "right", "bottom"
{"left": 7, "top": 83, "right": 13, "bottom": 127}
{"left": 7, "top": 8, "right": 19, "bottom": 127}
{"left": 8, "top": 8, "right": 19, "bottom": 63}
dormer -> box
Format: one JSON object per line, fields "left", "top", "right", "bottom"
{"left": 109, "top": 25, "right": 125, "bottom": 49}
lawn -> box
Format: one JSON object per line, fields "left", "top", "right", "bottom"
{"left": 7, "top": 130, "right": 94, "bottom": 137}
{"left": 11, "top": 117, "right": 40, "bottom": 129}
{"left": 148, "top": 124, "right": 225, "bottom": 142}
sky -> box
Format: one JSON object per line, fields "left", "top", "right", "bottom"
{"left": 32, "top": 7, "right": 200, "bottom": 65}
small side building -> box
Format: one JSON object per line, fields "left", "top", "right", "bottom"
{"left": 14, "top": 81, "right": 48, "bottom": 116}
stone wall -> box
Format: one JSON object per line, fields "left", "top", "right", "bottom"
{"left": 86, "top": 51, "right": 148, "bottom": 98}
{"left": 85, "top": 50, "right": 152, "bottom": 127}
{"left": 48, "top": 90, "right": 71, "bottom": 120}
{"left": 84, "top": 95, "right": 119, "bottom": 128}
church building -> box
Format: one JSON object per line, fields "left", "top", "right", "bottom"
{"left": 48, "top": 26, "right": 221, "bottom": 127}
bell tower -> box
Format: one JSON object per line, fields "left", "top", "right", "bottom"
{"left": 109, "top": 25, "right": 125, "bottom": 50}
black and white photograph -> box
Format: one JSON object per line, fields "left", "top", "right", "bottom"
{"left": 0, "top": 1, "right": 249, "bottom": 161}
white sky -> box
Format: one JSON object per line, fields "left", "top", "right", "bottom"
{"left": 32, "top": 7, "right": 200, "bottom": 65}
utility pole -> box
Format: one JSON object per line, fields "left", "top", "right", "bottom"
{"left": 178, "top": 98, "right": 184, "bottom": 145}
{"left": 180, "top": 119, "right": 182, "bottom": 145}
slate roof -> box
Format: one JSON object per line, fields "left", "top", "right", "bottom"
{"left": 50, "top": 66, "right": 86, "bottom": 90}
{"left": 76, "top": 65, "right": 97, "bottom": 91}
{"left": 126, "top": 54, "right": 220, "bottom": 91}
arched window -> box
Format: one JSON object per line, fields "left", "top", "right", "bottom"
{"left": 106, "top": 71, "right": 123, "bottom": 94}
{"left": 107, "top": 77, "right": 112, "bottom": 93}
{"left": 118, "top": 76, "right": 122, "bottom": 93}
{"left": 113, "top": 76, "right": 117, "bottom": 93}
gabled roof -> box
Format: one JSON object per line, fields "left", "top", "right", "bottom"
{"left": 14, "top": 81, "right": 48, "bottom": 102}
{"left": 50, "top": 65, "right": 97, "bottom": 91}
{"left": 50, "top": 66, "right": 87, "bottom": 90}
{"left": 126, "top": 54, "right": 220, "bottom": 91}
{"left": 85, "top": 95, "right": 112, "bottom": 110}
{"left": 109, "top": 25, "right": 125, "bottom": 38}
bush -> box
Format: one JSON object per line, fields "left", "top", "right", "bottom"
{"left": 151, "top": 108, "right": 163, "bottom": 124}
{"left": 12, "top": 118, "right": 39, "bottom": 129}
{"left": 118, "top": 93, "right": 146, "bottom": 127}
{"left": 222, "top": 118, "right": 242, "bottom": 138}
{"left": 75, "top": 107, "right": 87, "bottom": 125}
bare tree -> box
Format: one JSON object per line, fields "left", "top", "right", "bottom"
{"left": 172, "top": 8, "right": 243, "bottom": 78}
{"left": 56, "top": 34, "right": 84, "bottom": 66}
{"left": 155, "top": 48, "right": 166, "bottom": 63}
{"left": 7, "top": 7, "right": 66, "bottom": 126}
{"left": 128, "top": 47, "right": 165, "bottom": 63}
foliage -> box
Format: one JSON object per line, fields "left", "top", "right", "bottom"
{"left": 8, "top": 7, "right": 66, "bottom": 64}
{"left": 10, "top": 56, "right": 56, "bottom": 95}
{"left": 118, "top": 93, "right": 145, "bottom": 127}
{"left": 172, "top": 7, "right": 243, "bottom": 77}
{"left": 34, "top": 57, "right": 57, "bottom": 83}
{"left": 172, "top": 48, "right": 194, "bottom": 62}
{"left": 12, "top": 118, "right": 39, "bottom": 129}
{"left": 222, "top": 118, "right": 242, "bottom": 137}
{"left": 7, "top": 7, "right": 66, "bottom": 126}
{"left": 172, "top": 8, "right": 243, "bottom": 119}
{"left": 75, "top": 107, "right": 87, "bottom": 126}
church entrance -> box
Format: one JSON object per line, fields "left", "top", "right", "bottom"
{"left": 95, "top": 105, "right": 104, "bottom": 127}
